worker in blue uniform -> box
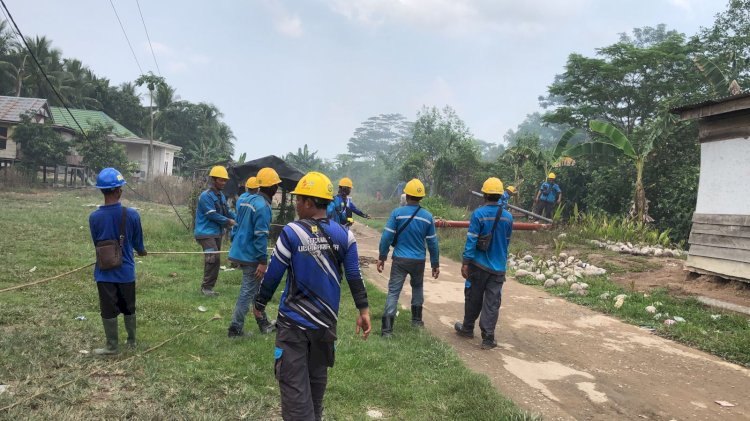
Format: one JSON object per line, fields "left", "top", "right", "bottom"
{"left": 376, "top": 178, "right": 440, "bottom": 337}
{"left": 455, "top": 177, "right": 513, "bottom": 350}
{"left": 227, "top": 168, "right": 281, "bottom": 337}
{"left": 255, "top": 171, "right": 371, "bottom": 421}
{"left": 194, "top": 165, "right": 236, "bottom": 296}
{"left": 327, "top": 177, "right": 369, "bottom": 226}
{"left": 88, "top": 168, "right": 147, "bottom": 355}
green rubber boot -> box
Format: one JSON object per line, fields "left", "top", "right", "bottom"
{"left": 124, "top": 314, "right": 136, "bottom": 348}
{"left": 93, "top": 317, "right": 119, "bottom": 355}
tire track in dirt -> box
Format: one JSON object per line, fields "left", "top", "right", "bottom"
{"left": 352, "top": 224, "right": 750, "bottom": 421}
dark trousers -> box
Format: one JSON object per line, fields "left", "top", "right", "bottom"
{"left": 275, "top": 326, "right": 336, "bottom": 421}
{"left": 462, "top": 266, "right": 505, "bottom": 339}
{"left": 197, "top": 237, "right": 222, "bottom": 289}
{"left": 383, "top": 258, "right": 425, "bottom": 317}
{"left": 97, "top": 282, "right": 136, "bottom": 319}
{"left": 534, "top": 201, "right": 555, "bottom": 219}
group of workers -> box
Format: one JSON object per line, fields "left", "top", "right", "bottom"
{"left": 87, "top": 164, "right": 562, "bottom": 420}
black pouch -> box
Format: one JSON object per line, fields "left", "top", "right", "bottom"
{"left": 320, "top": 327, "right": 337, "bottom": 368}
{"left": 476, "top": 208, "right": 501, "bottom": 252}
{"left": 95, "top": 207, "right": 127, "bottom": 270}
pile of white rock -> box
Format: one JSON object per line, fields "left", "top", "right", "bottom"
{"left": 508, "top": 252, "right": 607, "bottom": 293}
{"left": 588, "top": 240, "right": 683, "bottom": 258}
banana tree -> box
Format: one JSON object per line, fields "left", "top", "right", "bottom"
{"left": 532, "top": 128, "right": 580, "bottom": 177}
{"left": 694, "top": 55, "right": 744, "bottom": 96}
{"left": 564, "top": 119, "right": 669, "bottom": 223}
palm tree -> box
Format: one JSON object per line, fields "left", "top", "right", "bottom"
{"left": 135, "top": 72, "right": 167, "bottom": 179}
{"left": 286, "top": 144, "right": 324, "bottom": 172}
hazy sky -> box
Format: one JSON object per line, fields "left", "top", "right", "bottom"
{"left": 6, "top": 0, "right": 726, "bottom": 159}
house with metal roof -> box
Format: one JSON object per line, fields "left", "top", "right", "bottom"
{"left": 0, "top": 96, "right": 52, "bottom": 165}
{"left": 671, "top": 92, "right": 750, "bottom": 283}
{"left": 50, "top": 107, "right": 181, "bottom": 179}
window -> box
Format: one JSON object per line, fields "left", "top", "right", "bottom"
{"left": 0, "top": 126, "right": 7, "bottom": 150}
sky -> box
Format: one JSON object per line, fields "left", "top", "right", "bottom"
{"left": 5, "top": 0, "right": 727, "bottom": 160}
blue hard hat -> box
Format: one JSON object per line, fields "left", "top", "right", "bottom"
{"left": 96, "top": 167, "right": 127, "bottom": 189}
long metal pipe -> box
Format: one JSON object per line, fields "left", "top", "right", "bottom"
{"left": 434, "top": 219, "right": 550, "bottom": 230}
{"left": 471, "top": 190, "right": 554, "bottom": 223}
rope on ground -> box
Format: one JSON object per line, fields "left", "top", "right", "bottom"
{"left": 0, "top": 314, "right": 221, "bottom": 413}
{"left": 0, "top": 263, "right": 94, "bottom": 294}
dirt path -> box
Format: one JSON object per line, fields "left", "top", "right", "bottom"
{"left": 352, "top": 224, "right": 750, "bottom": 421}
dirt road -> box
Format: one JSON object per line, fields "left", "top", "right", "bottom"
{"left": 352, "top": 224, "right": 750, "bottom": 421}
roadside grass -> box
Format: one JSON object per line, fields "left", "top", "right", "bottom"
{"left": 0, "top": 190, "right": 537, "bottom": 420}
{"left": 515, "top": 274, "right": 750, "bottom": 367}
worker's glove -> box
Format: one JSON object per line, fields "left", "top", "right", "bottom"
{"left": 137, "top": 250, "right": 148, "bottom": 257}
{"left": 364, "top": 214, "right": 371, "bottom": 219}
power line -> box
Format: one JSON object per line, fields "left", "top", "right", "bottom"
{"left": 134, "top": 0, "right": 161, "bottom": 76}
{"left": 0, "top": 0, "right": 90, "bottom": 141}
{"left": 108, "top": 0, "right": 144, "bottom": 75}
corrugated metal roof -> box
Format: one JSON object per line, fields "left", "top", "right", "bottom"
{"left": 670, "top": 91, "right": 750, "bottom": 114}
{"left": 0, "top": 96, "right": 49, "bottom": 122}
{"left": 49, "top": 107, "right": 137, "bottom": 138}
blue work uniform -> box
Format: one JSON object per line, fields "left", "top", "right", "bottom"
{"left": 498, "top": 191, "right": 510, "bottom": 209}
{"left": 378, "top": 204, "right": 440, "bottom": 320}
{"left": 378, "top": 205, "right": 439, "bottom": 268}
{"left": 194, "top": 189, "right": 236, "bottom": 239}
{"left": 459, "top": 203, "right": 514, "bottom": 340}
{"left": 89, "top": 203, "right": 145, "bottom": 283}
{"left": 255, "top": 219, "right": 369, "bottom": 420}
{"left": 462, "top": 204, "right": 513, "bottom": 274}
{"left": 538, "top": 182, "right": 562, "bottom": 203}
{"left": 327, "top": 195, "right": 365, "bottom": 225}
{"left": 228, "top": 192, "right": 272, "bottom": 265}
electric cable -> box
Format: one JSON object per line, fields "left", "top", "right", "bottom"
{"left": 134, "top": 0, "right": 161, "bottom": 76}
{"left": 0, "top": 0, "right": 92, "bottom": 140}
{"left": 108, "top": 0, "right": 144, "bottom": 75}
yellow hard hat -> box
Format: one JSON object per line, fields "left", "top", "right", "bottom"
{"left": 257, "top": 167, "right": 282, "bottom": 187}
{"left": 548, "top": 172, "right": 556, "bottom": 179}
{"left": 403, "top": 178, "right": 426, "bottom": 197}
{"left": 245, "top": 176, "right": 259, "bottom": 189}
{"left": 506, "top": 185, "right": 517, "bottom": 194}
{"left": 292, "top": 171, "right": 334, "bottom": 200}
{"left": 338, "top": 177, "right": 353, "bottom": 188}
{"left": 209, "top": 165, "right": 229, "bottom": 179}
{"left": 481, "top": 177, "right": 504, "bottom": 195}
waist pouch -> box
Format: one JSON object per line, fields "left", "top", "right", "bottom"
{"left": 95, "top": 207, "right": 127, "bottom": 270}
{"left": 476, "top": 208, "right": 501, "bottom": 252}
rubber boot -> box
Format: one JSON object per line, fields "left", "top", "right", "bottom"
{"left": 481, "top": 335, "right": 498, "bottom": 350}
{"left": 124, "top": 314, "right": 136, "bottom": 348}
{"left": 411, "top": 305, "right": 424, "bottom": 327}
{"left": 255, "top": 313, "right": 276, "bottom": 334}
{"left": 454, "top": 322, "right": 474, "bottom": 339}
{"left": 93, "top": 317, "right": 119, "bottom": 355}
{"left": 381, "top": 315, "right": 394, "bottom": 338}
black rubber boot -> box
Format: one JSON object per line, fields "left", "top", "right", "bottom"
{"left": 228, "top": 324, "right": 251, "bottom": 338}
{"left": 481, "top": 336, "right": 498, "bottom": 350}
{"left": 256, "top": 313, "right": 277, "bottom": 334}
{"left": 381, "top": 315, "right": 394, "bottom": 338}
{"left": 411, "top": 305, "right": 424, "bottom": 327}
{"left": 94, "top": 317, "right": 119, "bottom": 355}
{"left": 454, "top": 322, "right": 474, "bottom": 339}
{"left": 124, "top": 314, "right": 136, "bottom": 348}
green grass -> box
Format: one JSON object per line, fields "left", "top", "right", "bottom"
{"left": 515, "top": 273, "right": 750, "bottom": 367}
{"left": 0, "top": 190, "right": 537, "bottom": 420}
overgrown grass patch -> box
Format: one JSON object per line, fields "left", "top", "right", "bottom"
{"left": 0, "top": 190, "right": 537, "bottom": 420}
{"left": 515, "top": 273, "right": 750, "bottom": 367}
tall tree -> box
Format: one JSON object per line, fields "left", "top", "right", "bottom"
{"left": 347, "top": 113, "right": 413, "bottom": 165}
{"left": 135, "top": 72, "right": 167, "bottom": 179}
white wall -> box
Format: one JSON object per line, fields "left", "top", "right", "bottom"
{"left": 695, "top": 137, "right": 750, "bottom": 215}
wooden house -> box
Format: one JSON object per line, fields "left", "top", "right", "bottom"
{"left": 672, "top": 92, "right": 750, "bottom": 282}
